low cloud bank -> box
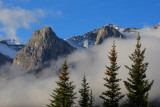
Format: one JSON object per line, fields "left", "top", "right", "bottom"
{"left": 0, "top": 28, "right": 160, "bottom": 106}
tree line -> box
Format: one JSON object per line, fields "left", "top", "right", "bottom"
{"left": 47, "top": 34, "right": 154, "bottom": 107}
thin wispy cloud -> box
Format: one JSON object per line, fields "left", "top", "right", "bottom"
{"left": 0, "top": 1, "right": 45, "bottom": 40}
{"left": 0, "top": 1, "right": 63, "bottom": 41}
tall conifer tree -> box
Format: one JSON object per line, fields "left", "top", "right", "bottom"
{"left": 79, "top": 73, "right": 90, "bottom": 107}
{"left": 47, "top": 60, "right": 77, "bottom": 107}
{"left": 100, "top": 41, "right": 124, "bottom": 107}
{"left": 124, "top": 34, "right": 154, "bottom": 107}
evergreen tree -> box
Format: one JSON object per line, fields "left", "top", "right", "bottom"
{"left": 124, "top": 33, "right": 154, "bottom": 107}
{"left": 88, "top": 90, "right": 95, "bottom": 107}
{"left": 100, "top": 41, "right": 124, "bottom": 107}
{"left": 47, "top": 60, "right": 77, "bottom": 107}
{"left": 79, "top": 73, "right": 90, "bottom": 107}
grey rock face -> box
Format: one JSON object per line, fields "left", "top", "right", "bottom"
{"left": 95, "top": 26, "right": 123, "bottom": 45}
{"left": 13, "top": 27, "right": 75, "bottom": 72}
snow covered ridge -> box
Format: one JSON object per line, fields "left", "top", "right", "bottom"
{"left": 0, "top": 39, "right": 23, "bottom": 46}
{"left": 0, "top": 39, "right": 24, "bottom": 59}
{"left": 5, "top": 39, "right": 21, "bottom": 45}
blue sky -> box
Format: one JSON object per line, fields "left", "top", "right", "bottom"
{"left": 0, "top": 0, "right": 160, "bottom": 43}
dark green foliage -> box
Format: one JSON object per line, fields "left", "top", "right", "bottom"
{"left": 124, "top": 33, "right": 154, "bottom": 107}
{"left": 100, "top": 41, "right": 124, "bottom": 107}
{"left": 88, "top": 90, "right": 95, "bottom": 107}
{"left": 47, "top": 60, "right": 77, "bottom": 107}
{"left": 79, "top": 73, "right": 90, "bottom": 107}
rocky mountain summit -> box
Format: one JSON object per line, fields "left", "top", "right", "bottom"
{"left": 13, "top": 27, "right": 75, "bottom": 72}
{"left": 66, "top": 24, "right": 125, "bottom": 48}
{"left": 95, "top": 25, "right": 124, "bottom": 45}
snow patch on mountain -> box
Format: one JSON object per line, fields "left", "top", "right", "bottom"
{"left": 0, "top": 39, "right": 24, "bottom": 59}
{"left": 0, "top": 44, "right": 18, "bottom": 59}
{"left": 107, "top": 24, "right": 124, "bottom": 32}
{"left": 5, "top": 39, "right": 21, "bottom": 45}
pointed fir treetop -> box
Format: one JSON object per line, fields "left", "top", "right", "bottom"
{"left": 59, "top": 60, "right": 69, "bottom": 82}
{"left": 62, "top": 59, "right": 68, "bottom": 72}
{"left": 136, "top": 32, "right": 142, "bottom": 49}
{"left": 100, "top": 41, "right": 124, "bottom": 107}
{"left": 107, "top": 40, "right": 120, "bottom": 73}
{"left": 124, "top": 33, "right": 154, "bottom": 107}
{"left": 82, "top": 72, "right": 88, "bottom": 85}
{"left": 47, "top": 60, "right": 77, "bottom": 107}
{"left": 137, "top": 32, "right": 141, "bottom": 41}
{"left": 79, "top": 72, "right": 90, "bottom": 107}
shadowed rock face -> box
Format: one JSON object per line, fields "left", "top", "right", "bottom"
{"left": 95, "top": 26, "right": 123, "bottom": 45}
{"left": 13, "top": 27, "right": 75, "bottom": 72}
{"left": 65, "top": 28, "right": 101, "bottom": 49}
{"left": 0, "top": 53, "right": 12, "bottom": 66}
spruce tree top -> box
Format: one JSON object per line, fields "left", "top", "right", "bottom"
{"left": 100, "top": 41, "right": 124, "bottom": 107}
{"left": 124, "top": 33, "right": 154, "bottom": 107}
{"left": 47, "top": 60, "right": 77, "bottom": 107}
{"left": 79, "top": 73, "right": 90, "bottom": 107}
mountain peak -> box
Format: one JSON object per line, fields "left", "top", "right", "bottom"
{"left": 104, "top": 24, "right": 124, "bottom": 32}
{"left": 13, "top": 27, "right": 75, "bottom": 72}
{"left": 95, "top": 25, "right": 124, "bottom": 45}
{"left": 105, "top": 24, "right": 119, "bottom": 27}
{"left": 33, "top": 27, "right": 57, "bottom": 40}
{"left": 39, "top": 27, "right": 53, "bottom": 35}
{"left": 65, "top": 24, "right": 125, "bottom": 49}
